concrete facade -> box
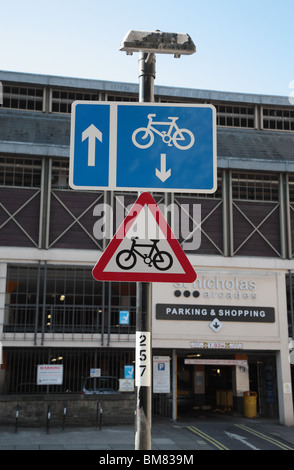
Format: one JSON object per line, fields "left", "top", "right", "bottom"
{"left": 0, "top": 70, "right": 294, "bottom": 426}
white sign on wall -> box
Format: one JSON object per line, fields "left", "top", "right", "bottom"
{"left": 119, "top": 379, "right": 135, "bottom": 392}
{"left": 185, "top": 359, "right": 247, "bottom": 366}
{"left": 37, "top": 365, "right": 63, "bottom": 385}
{"left": 190, "top": 342, "right": 243, "bottom": 349}
{"left": 235, "top": 363, "right": 250, "bottom": 396}
{"left": 90, "top": 368, "right": 101, "bottom": 377}
{"left": 153, "top": 356, "right": 170, "bottom": 393}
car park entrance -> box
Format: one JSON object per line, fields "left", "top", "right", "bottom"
{"left": 152, "top": 269, "right": 293, "bottom": 426}
{"left": 176, "top": 352, "right": 278, "bottom": 420}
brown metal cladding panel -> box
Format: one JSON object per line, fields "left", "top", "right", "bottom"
{"left": 112, "top": 194, "right": 137, "bottom": 235}
{"left": 233, "top": 201, "right": 281, "bottom": 257}
{"left": 175, "top": 197, "right": 223, "bottom": 255}
{"left": 290, "top": 206, "right": 294, "bottom": 255}
{"left": 49, "top": 190, "right": 103, "bottom": 249}
{"left": 0, "top": 188, "right": 40, "bottom": 247}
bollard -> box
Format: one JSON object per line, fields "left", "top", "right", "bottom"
{"left": 97, "top": 401, "right": 103, "bottom": 430}
{"left": 62, "top": 403, "right": 67, "bottom": 432}
{"left": 15, "top": 404, "right": 19, "bottom": 434}
{"left": 47, "top": 405, "right": 51, "bottom": 434}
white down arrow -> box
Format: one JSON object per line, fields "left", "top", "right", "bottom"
{"left": 155, "top": 154, "right": 171, "bottom": 182}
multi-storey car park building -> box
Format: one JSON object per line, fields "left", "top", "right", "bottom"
{"left": 0, "top": 70, "right": 294, "bottom": 426}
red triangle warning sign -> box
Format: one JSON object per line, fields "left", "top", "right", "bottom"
{"left": 92, "top": 192, "right": 196, "bottom": 283}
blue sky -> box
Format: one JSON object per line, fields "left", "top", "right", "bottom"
{"left": 1, "top": 0, "right": 294, "bottom": 97}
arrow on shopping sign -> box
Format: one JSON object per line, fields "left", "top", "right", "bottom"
{"left": 156, "top": 154, "right": 171, "bottom": 182}
{"left": 209, "top": 318, "right": 223, "bottom": 332}
{"left": 82, "top": 124, "right": 103, "bottom": 167}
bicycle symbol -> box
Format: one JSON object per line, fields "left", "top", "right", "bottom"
{"left": 116, "top": 237, "right": 173, "bottom": 271}
{"left": 132, "top": 113, "right": 195, "bottom": 150}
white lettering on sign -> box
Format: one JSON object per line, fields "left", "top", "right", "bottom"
{"left": 135, "top": 332, "right": 151, "bottom": 387}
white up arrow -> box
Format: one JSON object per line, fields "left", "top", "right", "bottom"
{"left": 82, "top": 124, "right": 102, "bottom": 167}
{"left": 155, "top": 154, "right": 171, "bottom": 182}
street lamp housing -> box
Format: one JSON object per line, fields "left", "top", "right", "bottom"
{"left": 120, "top": 30, "right": 196, "bottom": 58}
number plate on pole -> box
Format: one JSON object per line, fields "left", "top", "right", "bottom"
{"left": 135, "top": 332, "right": 151, "bottom": 387}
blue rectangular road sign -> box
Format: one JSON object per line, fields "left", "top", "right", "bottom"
{"left": 69, "top": 102, "right": 217, "bottom": 193}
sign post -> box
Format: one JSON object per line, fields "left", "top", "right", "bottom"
{"left": 68, "top": 30, "right": 216, "bottom": 450}
{"left": 135, "top": 51, "right": 154, "bottom": 451}
{"left": 91, "top": 190, "right": 196, "bottom": 449}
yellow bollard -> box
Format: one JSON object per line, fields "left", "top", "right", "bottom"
{"left": 243, "top": 391, "right": 257, "bottom": 418}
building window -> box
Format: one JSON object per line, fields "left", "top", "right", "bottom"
{"left": 51, "top": 89, "right": 99, "bottom": 113}
{"left": 263, "top": 107, "right": 294, "bottom": 131}
{"left": 216, "top": 104, "right": 255, "bottom": 128}
{"left": 0, "top": 157, "right": 42, "bottom": 188}
{"left": 4, "top": 347, "right": 135, "bottom": 394}
{"left": 174, "top": 172, "right": 222, "bottom": 200}
{"left": 51, "top": 160, "right": 69, "bottom": 189}
{"left": 1, "top": 84, "right": 43, "bottom": 111}
{"left": 288, "top": 175, "right": 294, "bottom": 202}
{"left": 107, "top": 94, "right": 137, "bottom": 102}
{"left": 231, "top": 172, "right": 279, "bottom": 201}
{"left": 4, "top": 264, "right": 136, "bottom": 337}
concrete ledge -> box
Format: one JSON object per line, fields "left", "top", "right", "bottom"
{"left": 0, "top": 394, "right": 135, "bottom": 427}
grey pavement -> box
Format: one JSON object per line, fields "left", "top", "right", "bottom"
{"left": 0, "top": 422, "right": 180, "bottom": 451}
{"left": 1, "top": 416, "right": 294, "bottom": 450}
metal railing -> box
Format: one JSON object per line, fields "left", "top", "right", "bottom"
{"left": 3, "top": 304, "right": 136, "bottom": 340}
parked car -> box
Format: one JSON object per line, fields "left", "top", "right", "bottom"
{"left": 81, "top": 376, "right": 120, "bottom": 394}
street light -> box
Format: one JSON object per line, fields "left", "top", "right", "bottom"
{"left": 120, "top": 29, "right": 196, "bottom": 57}
{"left": 120, "top": 29, "right": 196, "bottom": 450}
{"left": 120, "top": 30, "right": 196, "bottom": 102}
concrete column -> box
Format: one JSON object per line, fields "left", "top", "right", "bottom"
{"left": 0, "top": 262, "right": 7, "bottom": 335}
{"left": 0, "top": 263, "right": 7, "bottom": 393}
{"left": 172, "top": 349, "right": 177, "bottom": 422}
{"left": 276, "top": 271, "right": 294, "bottom": 426}
{"left": 276, "top": 349, "right": 294, "bottom": 426}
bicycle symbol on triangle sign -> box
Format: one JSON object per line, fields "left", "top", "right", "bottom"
{"left": 116, "top": 237, "right": 173, "bottom": 271}
{"left": 132, "top": 113, "right": 195, "bottom": 150}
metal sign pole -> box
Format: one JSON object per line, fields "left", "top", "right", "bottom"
{"left": 134, "top": 52, "right": 155, "bottom": 451}
{"left": 135, "top": 281, "right": 152, "bottom": 449}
